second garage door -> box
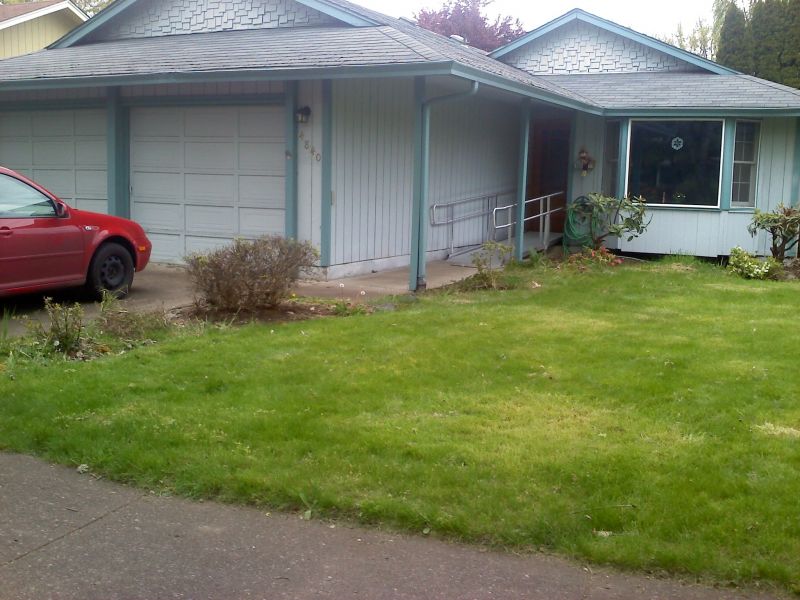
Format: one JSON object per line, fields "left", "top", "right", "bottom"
{"left": 130, "top": 105, "right": 286, "bottom": 263}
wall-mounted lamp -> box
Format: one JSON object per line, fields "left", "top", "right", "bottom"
{"left": 295, "top": 106, "right": 311, "bottom": 124}
{"left": 575, "top": 147, "right": 595, "bottom": 177}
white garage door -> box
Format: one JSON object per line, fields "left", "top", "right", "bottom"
{"left": 0, "top": 109, "right": 108, "bottom": 213}
{"left": 130, "top": 105, "right": 286, "bottom": 263}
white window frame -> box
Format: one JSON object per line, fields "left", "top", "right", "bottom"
{"left": 730, "top": 119, "right": 762, "bottom": 209}
{"left": 624, "top": 118, "right": 725, "bottom": 209}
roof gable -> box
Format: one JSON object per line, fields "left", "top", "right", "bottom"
{"left": 51, "top": 0, "right": 377, "bottom": 48}
{"left": 0, "top": 0, "right": 86, "bottom": 31}
{"left": 490, "top": 9, "right": 736, "bottom": 76}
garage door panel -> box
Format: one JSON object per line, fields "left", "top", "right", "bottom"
{"left": 186, "top": 205, "right": 236, "bottom": 235}
{"left": 75, "top": 140, "right": 107, "bottom": 167}
{"left": 132, "top": 141, "right": 182, "bottom": 169}
{"left": 0, "top": 114, "right": 31, "bottom": 136}
{"left": 76, "top": 169, "right": 107, "bottom": 199}
{"left": 32, "top": 169, "right": 75, "bottom": 198}
{"left": 74, "top": 110, "right": 107, "bottom": 136}
{"left": 132, "top": 109, "right": 182, "bottom": 137}
{"left": 0, "top": 109, "right": 108, "bottom": 213}
{"left": 239, "top": 208, "right": 284, "bottom": 236}
{"left": 75, "top": 198, "right": 108, "bottom": 213}
{"left": 185, "top": 173, "right": 234, "bottom": 204}
{"left": 185, "top": 108, "right": 237, "bottom": 138}
{"left": 185, "top": 141, "right": 235, "bottom": 169}
{"left": 133, "top": 201, "right": 183, "bottom": 231}
{"left": 32, "top": 112, "right": 75, "bottom": 137}
{"left": 185, "top": 235, "right": 234, "bottom": 255}
{"left": 239, "top": 107, "right": 283, "bottom": 139}
{"left": 131, "top": 104, "right": 285, "bottom": 263}
{"left": 148, "top": 233, "right": 184, "bottom": 262}
{"left": 238, "top": 141, "right": 285, "bottom": 172}
{"left": 239, "top": 175, "right": 284, "bottom": 208}
{"left": 132, "top": 171, "right": 182, "bottom": 201}
{"left": 0, "top": 141, "right": 32, "bottom": 165}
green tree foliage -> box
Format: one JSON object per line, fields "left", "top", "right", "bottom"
{"left": 716, "top": 0, "right": 800, "bottom": 88}
{"left": 0, "top": 0, "right": 111, "bottom": 16}
{"left": 662, "top": 19, "right": 715, "bottom": 59}
{"left": 717, "top": 3, "right": 752, "bottom": 72}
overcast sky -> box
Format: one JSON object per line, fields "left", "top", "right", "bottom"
{"left": 356, "top": 0, "right": 715, "bottom": 38}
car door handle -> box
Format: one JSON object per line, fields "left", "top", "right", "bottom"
{"left": 0, "top": 227, "right": 12, "bottom": 236}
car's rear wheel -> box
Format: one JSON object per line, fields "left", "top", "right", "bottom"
{"left": 86, "top": 242, "right": 134, "bottom": 299}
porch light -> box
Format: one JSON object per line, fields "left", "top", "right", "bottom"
{"left": 295, "top": 106, "right": 311, "bottom": 123}
{"left": 576, "top": 147, "right": 595, "bottom": 176}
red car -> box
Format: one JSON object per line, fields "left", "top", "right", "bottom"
{"left": 0, "top": 166, "right": 151, "bottom": 299}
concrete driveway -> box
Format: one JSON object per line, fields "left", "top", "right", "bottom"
{"left": 1, "top": 261, "right": 475, "bottom": 337}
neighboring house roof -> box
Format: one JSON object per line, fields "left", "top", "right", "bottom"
{"left": 489, "top": 8, "right": 736, "bottom": 76}
{"left": 0, "top": 0, "right": 87, "bottom": 31}
{"left": 538, "top": 73, "right": 800, "bottom": 114}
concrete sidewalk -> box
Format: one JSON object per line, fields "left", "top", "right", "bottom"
{"left": 0, "top": 453, "right": 780, "bottom": 600}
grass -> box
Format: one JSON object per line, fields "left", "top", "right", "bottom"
{"left": 2, "top": 258, "right": 800, "bottom": 590}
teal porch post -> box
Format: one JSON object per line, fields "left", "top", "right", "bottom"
{"left": 793, "top": 118, "right": 800, "bottom": 205}
{"left": 720, "top": 119, "right": 736, "bottom": 210}
{"left": 515, "top": 99, "right": 531, "bottom": 261}
{"left": 284, "top": 81, "right": 299, "bottom": 238}
{"left": 409, "top": 76, "right": 426, "bottom": 291}
{"left": 320, "top": 79, "right": 333, "bottom": 267}
{"left": 106, "top": 88, "right": 130, "bottom": 218}
{"left": 616, "top": 118, "right": 630, "bottom": 200}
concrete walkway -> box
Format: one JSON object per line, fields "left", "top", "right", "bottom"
{"left": 0, "top": 453, "right": 781, "bottom": 600}
{"left": 1, "top": 261, "right": 475, "bottom": 337}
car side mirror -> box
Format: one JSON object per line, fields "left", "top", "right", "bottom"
{"left": 54, "top": 202, "right": 68, "bottom": 218}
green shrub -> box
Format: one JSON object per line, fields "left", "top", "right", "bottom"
{"left": 728, "top": 246, "right": 783, "bottom": 280}
{"left": 747, "top": 204, "right": 800, "bottom": 261}
{"left": 25, "top": 298, "right": 86, "bottom": 356}
{"left": 186, "top": 236, "right": 319, "bottom": 312}
{"left": 566, "top": 193, "right": 650, "bottom": 250}
{"left": 469, "top": 241, "right": 513, "bottom": 290}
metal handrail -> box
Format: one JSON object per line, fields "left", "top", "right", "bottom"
{"left": 492, "top": 191, "right": 565, "bottom": 249}
{"left": 429, "top": 189, "right": 515, "bottom": 255}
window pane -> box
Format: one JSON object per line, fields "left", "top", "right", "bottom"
{"left": 732, "top": 122, "right": 759, "bottom": 208}
{"left": 0, "top": 174, "right": 55, "bottom": 218}
{"left": 627, "top": 121, "right": 723, "bottom": 206}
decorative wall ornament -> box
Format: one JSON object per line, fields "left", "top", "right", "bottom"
{"left": 576, "top": 147, "right": 596, "bottom": 176}
{"left": 671, "top": 136, "right": 684, "bottom": 151}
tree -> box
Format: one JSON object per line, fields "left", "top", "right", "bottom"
{"left": 749, "top": 0, "right": 789, "bottom": 84}
{"left": 415, "top": 0, "right": 525, "bottom": 52}
{"left": 716, "top": 2, "right": 752, "bottom": 73}
{"left": 662, "top": 19, "right": 715, "bottom": 59}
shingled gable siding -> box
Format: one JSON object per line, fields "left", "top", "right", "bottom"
{"left": 504, "top": 21, "right": 702, "bottom": 75}
{"left": 85, "top": 0, "right": 338, "bottom": 42}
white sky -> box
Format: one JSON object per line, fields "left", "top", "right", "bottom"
{"left": 356, "top": 0, "right": 715, "bottom": 38}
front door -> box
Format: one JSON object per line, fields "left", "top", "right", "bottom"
{"left": 527, "top": 118, "right": 571, "bottom": 233}
{"left": 0, "top": 173, "right": 84, "bottom": 293}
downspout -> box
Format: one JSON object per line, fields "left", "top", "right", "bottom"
{"left": 411, "top": 80, "right": 479, "bottom": 291}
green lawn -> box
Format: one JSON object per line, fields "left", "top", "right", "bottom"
{"left": 2, "top": 259, "right": 800, "bottom": 589}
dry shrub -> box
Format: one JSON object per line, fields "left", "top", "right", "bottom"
{"left": 96, "top": 292, "right": 169, "bottom": 341}
{"left": 186, "top": 236, "right": 319, "bottom": 312}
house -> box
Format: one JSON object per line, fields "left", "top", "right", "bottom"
{"left": 0, "top": 0, "right": 87, "bottom": 59}
{"left": 0, "top": 0, "right": 797, "bottom": 291}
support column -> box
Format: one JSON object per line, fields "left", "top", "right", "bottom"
{"left": 106, "top": 88, "right": 130, "bottom": 218}
{"left": 284, "top": 81, "right": 299, "bottom": 238}
{"left": 515, "top": 99, "right": 531, "bottom": 262}
{"left": 616, "top": 118, "right": 630, "bottom": 201}
{"left": 409, "top": 76, "right": 426, "bottom": 291}
{"left": 320, "top": 79, "right": 333, "bottom": 267}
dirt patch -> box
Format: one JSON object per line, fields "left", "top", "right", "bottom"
{"left": 177, "top": 298, "right": 373, "bottom": 325}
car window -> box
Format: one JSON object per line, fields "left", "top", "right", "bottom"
{"left": 0, "top": 174, "right": 56, "bottom": 218}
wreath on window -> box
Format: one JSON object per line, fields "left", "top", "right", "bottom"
{"left": 671, "top": 136, "right": 684, "bottom": 151}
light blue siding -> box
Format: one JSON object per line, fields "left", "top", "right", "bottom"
{"left": 569, "top": 112, "right": 605, "bottom": 202}
{"left": 330, "top": 78, "right": 414, "bottom": 267}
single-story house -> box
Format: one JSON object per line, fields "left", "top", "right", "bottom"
{"left": 0, "top": 0, "right": 798, "bottom": 290}
{"left": 0, "top": 0, "right": 87, "bottom": 59}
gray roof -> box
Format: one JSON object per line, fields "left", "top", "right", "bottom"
{"left": 0, "top": 0, "right": 798, "bottom": 115}
{"left": 538, "top": 73, "right": 800, "bottom": 112}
